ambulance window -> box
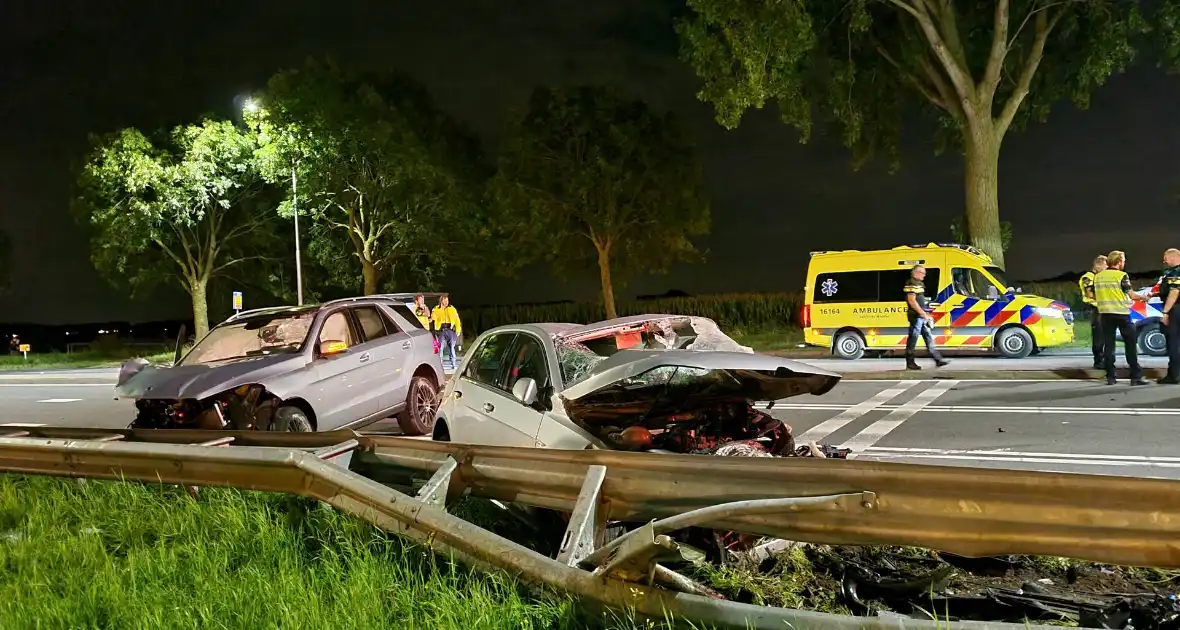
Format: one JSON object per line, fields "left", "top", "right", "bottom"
{"left": 881, "top": 269, "right": 941, "bottom": 302}
{"left": 812, "top": 271, "right": 880, "bottom": 303}
{"left": 952, "top": 268, "right": 1002, "bottom": 300}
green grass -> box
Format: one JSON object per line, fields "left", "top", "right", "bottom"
{"left": 0, "top": 350, "right": 174, "bottom": 371}
{"left": 0, "top": 475, "right": 655, "bottom": 630}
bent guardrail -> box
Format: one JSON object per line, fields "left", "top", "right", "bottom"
{"left": 2, "top": 426, "right": 1180, "bottom": 629}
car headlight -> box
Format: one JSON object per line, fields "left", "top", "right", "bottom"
{"left": 1035, "top": 307, "right": 1065, "bottom": 319}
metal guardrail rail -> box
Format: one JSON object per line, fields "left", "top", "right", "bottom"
{"left": 1, "top": 426, "right": 1179, "bottom": 629}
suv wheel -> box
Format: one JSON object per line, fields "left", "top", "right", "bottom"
{"left": 397, "top": 376, "right": 439, "bottom": 436}
{"left": 272, "top": 405, "right": 313, "bottom": 432}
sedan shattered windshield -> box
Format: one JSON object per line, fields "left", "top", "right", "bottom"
{"left": 182, "top": 313, "right": 314, "bottom": 365}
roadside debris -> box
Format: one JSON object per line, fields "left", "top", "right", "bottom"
{"left": 675, "top": 544, "right": 1180, "bottom": 628}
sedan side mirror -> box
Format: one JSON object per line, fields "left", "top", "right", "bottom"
{"left": 511, "top": 377, "right": 539, "bottom": 406}
{"left": 319, "top": 340, "right": 350, "bottom": 357}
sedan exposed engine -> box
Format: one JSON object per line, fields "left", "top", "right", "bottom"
{"left": 602, "top": 401, "right": 797, "bottom": 456}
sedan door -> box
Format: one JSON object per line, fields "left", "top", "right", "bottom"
{"left": 309, "top": 309, "right": 380, "bottom": 430}
{"left": 449, "top": 332, "right": 534, "bottom": 446}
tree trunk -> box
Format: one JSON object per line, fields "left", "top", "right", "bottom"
{"left": 190, "top": 278, "right": 210, "bottom": 342}
{"left": 963, "top": 125, "right": 1005, "bottom": 268}
{"left": 595, "top": 243, "right": 618, "bottom": 320}
{"left": 361, "top": 259, "right": 380, "bottom": 295}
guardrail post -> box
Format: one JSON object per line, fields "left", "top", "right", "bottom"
{"left": 416, "top": 456, "right": 459, "bottom": 509}
{"left": 556, "top": 464, "right": 607, "bottom": 566}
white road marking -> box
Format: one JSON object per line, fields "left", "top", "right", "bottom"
{"left": 794, "top": 381, "right": 918, "bottom": 443}
{"left": 36, "top": 399, "right": 82, "bottom": 404}
{"left": 840, "top": 380, "right": 959, "bottom": 454}
{"left": 0, "top": 423, "right": 46, "bottom": 427}
{"left": 768, "top": 402, "right": 1180, "bottom": 416}
{"left": 868, "top": 446, "right": 1180, "bottom": 463}
{"left": 0, "top": 383, "right": 113, "bottom": 388}
{"left": 862, "top": 450, "right": 1180, "bottom": 470}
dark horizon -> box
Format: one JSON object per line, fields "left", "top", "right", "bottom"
{"left": 3, "top": 1, "right": 1179, "bottom": 326}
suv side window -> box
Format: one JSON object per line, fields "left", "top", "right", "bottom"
{"left": 317, "top": 311, "right": 356, "bottom": 352}
{"left": 463, "top": 333, "right": 517, "bottom": 390}
{"left": 505, "top": 334, "right": 549, "bottom": 391}
{"left": 352, "top": 306, "right": 391, "bottom": 342}
{"left": 812, "top": 271, "right": 879, "bottom": 303}
{"left": 388, "top": 304, "right": 424, "bottom": 329}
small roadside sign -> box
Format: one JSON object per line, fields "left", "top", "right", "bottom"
{"left": 18, "top": 344, "right": 29, "bottom": 360}
{"left": 232, "top": 291, "right": 243, "bottom": 313}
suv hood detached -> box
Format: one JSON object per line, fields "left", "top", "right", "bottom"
{"left": 558, "top": 349, "right": 840, "bottom": 446}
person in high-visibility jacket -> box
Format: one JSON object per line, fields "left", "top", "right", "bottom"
{"left": 431, "top": 294, "right": 463, "bottom": 371}
{"left": 412, "top": 294, "right": 432, "bottom": 329}
{"left": 1094, "top": 250, "right": 1150, "bottom": 386}
{"left": 1078, "top": 254, "right": 1108, "bottom": 369}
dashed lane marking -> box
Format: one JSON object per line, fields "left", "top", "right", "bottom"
{"left": 0, "top": 423, "right": 46, "bottom": 427}
{"left": 36, "top": 399, "right": 82, "bottom": 403}
{"left": 840, "top": 380, "right": 959, "bottom": 454}
{"left": 767, "top": 402, "right": 1180, "bottom": 416}
{"left": 793, "top": 381, "right": 918, "bottom": 443}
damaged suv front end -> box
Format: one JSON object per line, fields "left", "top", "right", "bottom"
{"left": 116, "top": 308, "right": 317, "bottom": 431}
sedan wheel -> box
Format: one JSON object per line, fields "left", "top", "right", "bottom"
{"left": 272, "top": 405, "right": 313, "bottom": 432}
{"left": 397, "top": 376, "right": 439, "bottom": 436}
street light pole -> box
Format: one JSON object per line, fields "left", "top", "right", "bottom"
{"left": 292, "top": 166, "right": 303, "bottom": 306}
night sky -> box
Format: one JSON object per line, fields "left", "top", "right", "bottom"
{"left": 3, "top": 0, "right": 1179, "bottom": 325}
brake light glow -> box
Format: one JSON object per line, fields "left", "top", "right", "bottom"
{"left": 801, "top": 305, "right": 811, "bottom": 328}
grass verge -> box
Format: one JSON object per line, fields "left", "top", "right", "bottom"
{"left": 0, "top": 350, "right": 174, "bottom": 371}
{"left": 0, "top": 475, "right": 649, "bottom": 630}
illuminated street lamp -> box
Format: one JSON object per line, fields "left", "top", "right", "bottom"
{"left": 243, "top": 99, "right": 302, "bottom": 306}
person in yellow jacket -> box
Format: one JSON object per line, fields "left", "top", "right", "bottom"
{"left": 412, "top": 294, "right": 432, "bottom": 329}
{"left": 1093, "top": 250, "right": 1150, "bottom": 386}
{"left": 1078, "top": 254, "right": 1107, "bottom": 369}
{"left": 431, "top": 294, "right": 463, "bottom": 371}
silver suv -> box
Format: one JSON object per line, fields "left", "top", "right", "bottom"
{"left": 114, "top": 295, "right": 445, "bottom": 435}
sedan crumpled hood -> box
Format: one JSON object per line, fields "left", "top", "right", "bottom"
{"left": 114, "top": 353, "right": 305, "bottom": 401}
{"left": 558, "top": 350, "right": 841, "bottom": 430}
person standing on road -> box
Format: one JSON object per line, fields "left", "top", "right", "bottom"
{"left": 431, "top": 294, "right": 463, "bottom": 371}
{"left": 1079, "top": 255, "right": 1108, "bottom": 369}
{"left": 1094, "top": 250, "right": 1150, "bottom": 386}
{"left": 1155, "top": 248, "right": 1180, "bottom": 384}
{"left": 903, "top": 265, "right": 949, "bottom": 371}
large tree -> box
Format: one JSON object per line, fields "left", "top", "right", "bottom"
{"left": 74, "top": 120, "right": 285, "bottom": 339}
{"left": 677, "top": 0, "right": 1180, "bottom": 268}
{"left": 248, "top": 59, "right": 486, "bottom": 295}
{"left": 490, "top": 86, "right": 711, "bottom": 320}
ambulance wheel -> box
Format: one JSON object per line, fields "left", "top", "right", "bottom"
{"left": 833, "top": 331, "right": 866, "bottom": 361}
{"left": 996, "top": 327, "right": 1034, "bottom": 359}
{"left": 1138, "top": 322, "right": 1167, "bottom": 357}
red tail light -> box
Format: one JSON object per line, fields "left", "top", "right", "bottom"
{"left": 800, "top": 305, "right": 811, "bottom": 328}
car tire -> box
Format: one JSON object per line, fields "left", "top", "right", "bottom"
{"left": 272, "top": 405, "right": 313, "bottom": 433}
{"left": 1138, "top": 322, "right": 1167, "bottom": 357}
{"left": 833, "top": 331, "right": 866, "bottom": 361}
{"left": 996, "top": 327, "right": 1034, "bottom": 359}
{"left": 397, "top": 375, "right": 439, "bottom": 436}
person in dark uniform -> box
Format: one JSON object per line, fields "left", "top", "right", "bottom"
{"left": 1078, "top": 254, "right": 1107, "bottom": 369}
{"left": 1093, "top": 250, "right": 1150, "bottom": 386}
{"left": 1156, "top": 248, "right": 1180, "bottom": 384}
{"left": 903, "top": 265, "right": 949, "bottom": 370}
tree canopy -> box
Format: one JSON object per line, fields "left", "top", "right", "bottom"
{"left": 73, "top": 119, "right": 286, "bottom": 339}
{"left": 247, "top": 59, "right": 488, "bottom": 295}
{"left": 678, "top": 0, "right": 1180, "bottom": 268}
{"left": 490, "top": 86, "right": 711, "bottom": 319}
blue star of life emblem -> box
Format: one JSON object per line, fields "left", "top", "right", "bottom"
{"left": 821, "top": 278, "right": 838, "bottom": 297}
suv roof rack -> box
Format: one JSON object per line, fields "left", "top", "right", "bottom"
{"left": 810, "top": 242, "right": 987, "bottom": 258}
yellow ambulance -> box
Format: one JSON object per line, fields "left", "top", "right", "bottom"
{"left": 801, "top": 243, "right": 1075, "bottom": 359}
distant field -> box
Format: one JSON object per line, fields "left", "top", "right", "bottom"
{"left": 0, "top": 350, "right": 172, "bottom": 371}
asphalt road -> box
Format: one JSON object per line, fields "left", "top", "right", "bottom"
{"left": 2, "top": 370, "right": 1179, "bottom": 479}
{"left": 796, "top": 353, "right": 1169, "bottom": 373}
